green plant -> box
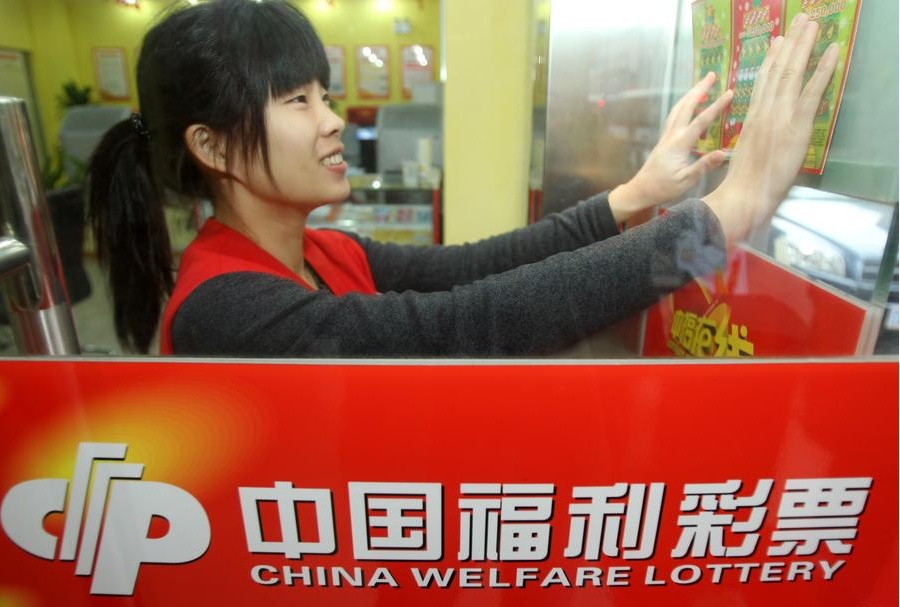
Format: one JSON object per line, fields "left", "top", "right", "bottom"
{"left": 40, "top": 148, "right": 66, "bottom": 190}
{"left": 56, "top": 80, "right": 92, "bottom": 112}
{"left": 40, "top": 147, "right": 88, "bottom": 190}
{"left": 66, "top": 156, "right": 88, "bottom": 186}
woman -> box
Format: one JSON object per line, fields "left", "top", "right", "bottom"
{"left": 88, "top": 0, "right": 836, "bottom": 357}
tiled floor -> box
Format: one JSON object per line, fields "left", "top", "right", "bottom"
{"left": 70, "top": 258, "right": 126, "bottom": 355}
{"left": 1, "top": 258, "right": 130, "bottom": 357}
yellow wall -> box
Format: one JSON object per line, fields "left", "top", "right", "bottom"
{"left": 65, "top": 0, "right": 167, "bottom": 114}
{"left": 0, "top": 0, "right": 33, "bottom": 49}
{"left": 0, "top": 0, "right": 440, "bottom": 158}
{"left": 1, "top": 0, "right": 530, "bottom": 243}
{"left": 0, "top": 0, "right": 80, "bottom": 156}
{"left": 443, "top": 0, "right": 533, "bottom": 243}
{"left": 27, "top": 0, "right": 82, "bottom": 153}
{"left": 299, "top": 0, "right": 441, "bottom": 111}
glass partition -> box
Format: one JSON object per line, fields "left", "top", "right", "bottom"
{"left": 531, "top": 0, "right": 898, "bottom": 358}
{"left": 0, "top": 0, "right": 896, "bottom": 358}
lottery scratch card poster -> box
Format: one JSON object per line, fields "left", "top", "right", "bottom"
{"left": 785, "top": 0, "right": 862, "bottom": 174}
{"left": 692, "top": 0, "right": 732, "bottom": 155}
{"left": 722, "top": 0, "right": 783, "bottom": 151}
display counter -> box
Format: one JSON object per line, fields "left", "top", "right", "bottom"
{"left": 307, "top": 173, "right": 440, "bottom": 246}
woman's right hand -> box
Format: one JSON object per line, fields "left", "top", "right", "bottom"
{"left": 703, "top": 12, "right": 839, "bottom": 246}
{"left": 609, "top": 71, "right": 733, "bottom": 225}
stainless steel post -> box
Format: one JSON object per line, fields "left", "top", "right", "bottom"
{"left": 0, "top": 96, "right": 80, "bottom": 355}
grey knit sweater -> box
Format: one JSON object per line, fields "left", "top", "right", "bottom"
{"left": 171, "top": 193, "right": 726, "bottom": 357}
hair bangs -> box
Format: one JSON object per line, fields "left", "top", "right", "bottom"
{"left": 224, "top": 1, "right": 331, "bottom": 177}
{"left": 254, "top": 3, "right": 331, "bottom": 99}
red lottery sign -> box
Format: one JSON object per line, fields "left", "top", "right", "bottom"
{"left": 0, "top": 359, "right": 896, "bottom": 606}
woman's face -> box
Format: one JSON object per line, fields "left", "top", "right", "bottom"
{"left": 232, "top": 80, "right": 350, "bottom": 209}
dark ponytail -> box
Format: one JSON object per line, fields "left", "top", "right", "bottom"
{"left": 87, "top": 120, "right": 173, "bottom": 353}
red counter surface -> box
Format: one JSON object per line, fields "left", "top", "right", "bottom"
{"left": 0, "top": 359, "right": 896, "bottom": 606}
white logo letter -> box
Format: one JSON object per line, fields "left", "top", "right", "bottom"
{"left": 91, "top": 480, "right": 210, "bottom": 595}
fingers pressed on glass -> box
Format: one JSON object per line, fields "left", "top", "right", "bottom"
{"left": 754, "top": 13, "right": 811, "bottom": 113}
{"left": 798, "top": 42, "right": 839, "bottom": 117}
{"left": 745, "top": 36, "right": 783, "bottom": 123}
{"left": 688, "top": 89, "right": 734, "bottom": 143}
{"left": 667, "top": 71, "right": 716, "bottom": 132}
{"left": 770, "top": 13, "right": 811, "bottom": 83}
{"left": 779, "top": 19, "right": 822, "bottom": 101}
{"left": 686, "top": 149, "right": 727, "bottom": 183}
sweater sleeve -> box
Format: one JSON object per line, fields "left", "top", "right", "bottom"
{"left": 356, "top": 191, "right": 622, "bottom": 292}
{"left": 170, "top": 198, "right": 726, "bottom": 357}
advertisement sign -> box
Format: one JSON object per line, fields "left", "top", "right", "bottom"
{"left": 355, "top": 45, "right": 390, "bottom": 99}
{"left": 691, "top": 0, "right": 732, "bottom": 155}
{"left": 690, "top": 0, "right": 862, "bottom": 172}
{"left": 401, "top": 44, "right": 435, "bottom": 99}
{"left": 324, "top": 45, "right": 346, "bottom": 99}
{"left": 784, "top": 0, "right": 862, "bottom": 173}
{"left": 643, "top": 246, "right": 868, "bottom": 357}
{"left": 92, "top": 47, "right": 130, "bottom": 101}
{"left": 722, "top": 0, "right": 783, "bottom": 150}
{"left": 0, "top": 359, "right": 896, "bottom": 605}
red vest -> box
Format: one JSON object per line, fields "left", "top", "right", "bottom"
{"left": 159, "top": 218, "right": 377, "bottom": 354}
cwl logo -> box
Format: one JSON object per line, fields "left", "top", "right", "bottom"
{"left": 1, "top": 442, "right": 210, "bottom": 595}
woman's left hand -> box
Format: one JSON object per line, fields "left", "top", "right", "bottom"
{"left": 609, "top": 71, "right": 733, "bottom": 224}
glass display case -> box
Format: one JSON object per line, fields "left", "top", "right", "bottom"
{"left": 307, "top": 172, "right": 442, "bottom": 245}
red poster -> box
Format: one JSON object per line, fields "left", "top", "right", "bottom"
{"left": 722, "top": 0, "right": 783, "bottom": 150}
{"left": 0, "top": 359, "right": 896, "bottom": 606}
{"left": 642, "top": 246, "right": 868, "bottom": 357}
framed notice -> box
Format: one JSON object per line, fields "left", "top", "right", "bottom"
{"left": 401, "top": 44, "right": 435, "bottom": 99}
{"left": 324, "top": 45, "right": 346, "bottom": 99}
{"left": 356, "top": 45, "right": 390, "bottom": 99}
{"left": 92, "top": 47, "right": 130, "bottom": 101}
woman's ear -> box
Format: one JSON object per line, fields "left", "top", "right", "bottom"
{"left": 184, "top": 124, "right": 226, "bottom": 172}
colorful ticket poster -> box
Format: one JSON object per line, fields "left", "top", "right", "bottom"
{"left": 722, "top": 0, "right": 783, "bottom": 150}
{"left": 784, "top": 0, "right": 862, "bottom": 173}
{"left": 691, "top": 0, "right": 732, "bottom": 155}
